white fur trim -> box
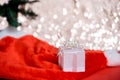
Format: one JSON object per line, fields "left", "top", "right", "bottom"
{"left": 104, "top": 49, "right": 120, "bottom": 66}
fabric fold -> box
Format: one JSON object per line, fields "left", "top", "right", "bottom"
{"left": 0, "top": 35, "right": 107, "bottom": 80}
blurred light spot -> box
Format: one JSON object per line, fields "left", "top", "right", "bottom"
{"left": 40, "top": 17, "right": 45, "bottom": 22}
{"left": 63, "top": 8, "right": 67, "bottom": 15}
{"left": 33, "top": 32, "right": 38, "bottom": 37}
{"left": 44, "top": 34, "right": 51, "bottom": 39}
{"left": 17, "top": 26, "right": 22, "bottom": 31}
{"left": 53, "top": 14, "right": 58, "bottom": 19}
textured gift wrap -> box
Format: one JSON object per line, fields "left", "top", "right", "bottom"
{"left": 58, "top": 48, "right": 85, "bottom": 72}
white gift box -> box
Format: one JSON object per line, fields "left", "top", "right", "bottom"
{"left": 58, "top": 47, "right": 85, "bottom": 72}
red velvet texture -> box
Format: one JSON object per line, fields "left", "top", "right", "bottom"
{"left": 0, "top": 35, "right": 107, "bottom": 80}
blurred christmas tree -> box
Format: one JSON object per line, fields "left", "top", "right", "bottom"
{"left": 0, "top": 0, "right": 38, "bottom": 27}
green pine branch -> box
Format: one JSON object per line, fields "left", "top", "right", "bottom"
{"left": 0, "top": 0, "right": 39, "bottom": 27}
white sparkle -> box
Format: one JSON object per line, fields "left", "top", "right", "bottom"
{"left": 40, "top": 17, "right": 45, "bottom": 22}
{"left": 53, "top": 14, "right": 58, "bottom": 19}
{"left": 17, "top": 26, "right": 22, "bottom": 31}
{"left": 63, "top": 8, "right": 67, "bottom": 15}
{"left": 44, "top": 34, "right": 51, "bottom": 39}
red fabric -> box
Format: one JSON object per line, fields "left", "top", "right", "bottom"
{"left": 0, "top": 35, "right": 107, "bottom": 80}
{"left": 83, "top": 67, "right": 120, "bottom": 80}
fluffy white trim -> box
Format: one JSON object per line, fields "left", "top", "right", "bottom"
{"left": 104, "top": 49, "right": 120, "bottom": 66}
